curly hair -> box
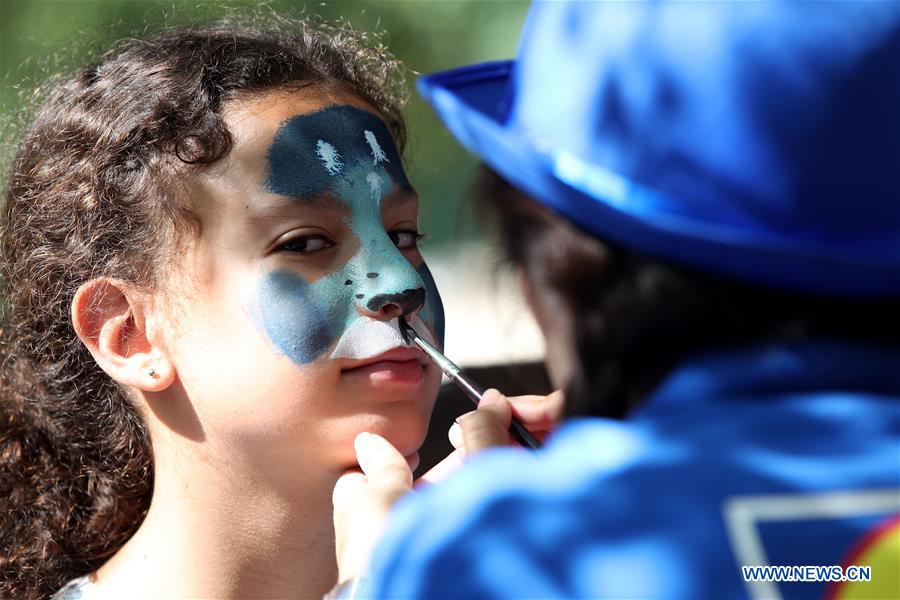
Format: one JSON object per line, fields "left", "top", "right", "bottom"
{"left": 477, "top": 168, "right": 900, "bottom": 419}
{"left": 0, "top": 15, "right": 407, "bottom": 598}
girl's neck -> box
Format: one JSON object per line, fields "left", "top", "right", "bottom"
{"left": 95, "top": 450, "right": 340, "bottom": 598}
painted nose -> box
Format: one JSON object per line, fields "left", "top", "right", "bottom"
{"left": 365, "top": 287, "right": 425, "bottom": 320}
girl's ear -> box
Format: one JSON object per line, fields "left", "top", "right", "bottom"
{"left": 71, "top": 278, "right": 175, "bottom": 392}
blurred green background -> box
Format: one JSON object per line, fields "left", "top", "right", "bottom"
{"left": 0, "top": 0, "right": 529, "bottom": 248}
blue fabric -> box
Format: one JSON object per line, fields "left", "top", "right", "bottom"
{"left": 366, "top": 341, "right": 900, "bottom": 598}
{"left": 417, "top": 1, "right": 900, "bottom": 295}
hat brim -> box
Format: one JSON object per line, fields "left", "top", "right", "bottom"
{"left": 418, "top": 61, "right": 900, "bottom": 297}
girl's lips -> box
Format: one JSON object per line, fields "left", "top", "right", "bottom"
{"left": 341, "top": 358, "right": 425, "bottom": 385}
{"left": 340, "top": 346, "right": 427, "bottom": 370}
{"left": 340, "top": 347, "right": 428, "bottom": 386}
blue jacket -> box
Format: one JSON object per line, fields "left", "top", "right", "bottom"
{"left": 366, "top": 341, "right": 900, "bottom": 599}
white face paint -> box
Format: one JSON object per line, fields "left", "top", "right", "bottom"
{"left": 365, "top": 129, "right": 388, "bottom": 164}
{"left": 316, "top": 140, "right": 343, "bottom": 175}
{"left": 366, "top": 171, "right": 383, "bottom": 199}
{"left": 330, "top": 315, "right": 436, "bottom": 360}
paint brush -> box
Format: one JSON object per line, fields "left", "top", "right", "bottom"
{"left": 398, "top": 318, "right": 542, "bottom": 450}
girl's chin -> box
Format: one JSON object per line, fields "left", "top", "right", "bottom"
{"left": 343, "top": 413, "right": 428, "bottom": 462}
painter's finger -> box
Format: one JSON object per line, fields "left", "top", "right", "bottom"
{"left": 332, "top": 466, "right": 387, "bottom": 584}
{"left": 478, "top": 388, "right": 513, "bottom": 428}
{"left": 354, "top": 433, "right": 413, "bottom": 499}
{"left": 448, "top": 418, "right": 467, "bottom": 450}
{"left": 459, "top": 405, "right": 510, "bottom": 454}
{"left": 506, "top": 390, "right": 565, "bottom": 431}
{"left": 416, "top": 448, "right": 466, "bottom": 486}
{"left": 332, "top": 469, "right": 366, "bottom": 510}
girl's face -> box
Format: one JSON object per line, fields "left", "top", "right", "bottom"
{"left": 161, "top": 88, "right": 444, "bottom": 478}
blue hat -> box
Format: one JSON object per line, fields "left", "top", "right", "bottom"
{"left": 418, "top": 1, "right": 900, "bottom": 296}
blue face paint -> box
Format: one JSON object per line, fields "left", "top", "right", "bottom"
{"left": 256, "top": 105, "right": 444, "bottom": 365}
{"left": 257, "top": 270, "right": 333, "bottom": 364}
{"left": 416, "top": 263, "right": 445, "bottom": 345}
{"left": 266, "top": 105, "right": 410, "bottom": 198}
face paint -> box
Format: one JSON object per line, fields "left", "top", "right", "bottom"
{"left": 256, "top": 105, "right": 445, "bottom": 365}
{"left": 330, "top": 314, "right": 437, "bottom": 361}
{"left": 416, "top": 263, "right": 445, "bottom": 345}
{"left": 257, "top": 270, "right": 334, "bottom": 364}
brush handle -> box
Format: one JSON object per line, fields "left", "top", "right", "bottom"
{"left": 508, "top": 418, "right": 542, "bottom": 450}
{"left": 403, "top": 320, "right": 542, "bottom": 450}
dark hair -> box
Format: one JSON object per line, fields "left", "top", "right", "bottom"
{"left": 0, "top": 15, "right": 407, "bottom": 598}
{"left": 477, "top": 168, "right": 900, "bottom": 419}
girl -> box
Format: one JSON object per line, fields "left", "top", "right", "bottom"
{"left": 0, "top": 15, "right": 446, "bottom": 598}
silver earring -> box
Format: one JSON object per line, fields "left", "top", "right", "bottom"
{"left": 148, "top": 368, "right": 158, "bottom": 378}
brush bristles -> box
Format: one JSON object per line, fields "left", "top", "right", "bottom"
{"left": 398, "top": 317, "right": 415, "bottom": 345}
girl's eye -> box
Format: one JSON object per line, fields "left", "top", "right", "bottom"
{"left": 389, "top": 229, "right": 424, "bottom": 250}
{"left": 276, "top": 234, "right": 335, "bottom": 255}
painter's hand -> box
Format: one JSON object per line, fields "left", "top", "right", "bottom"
{"left": 331, "top": 390, "right": 563, "bottom": 582}
{"left": 332, "top": 433, "right": 412, "bottom": 584}
{"left": 419, "top": 389, "right": 564, "bottom": 483}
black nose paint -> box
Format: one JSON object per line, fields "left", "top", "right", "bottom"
{"left": 367, "top": 288, "right": 425, "bottom": 315}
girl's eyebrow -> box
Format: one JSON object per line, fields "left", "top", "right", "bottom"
{"left": 381, "top": 189, "right": 419, "bottom": 210}
{"left": 247, "top": 188, "right": 416, "bottom": 226}
{"left": 247, "top": 193, "right": 349, "bottom": 223}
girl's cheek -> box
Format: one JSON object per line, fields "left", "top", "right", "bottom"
{"left": 255, "top": 269, "right": 337, "bottom": 365}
